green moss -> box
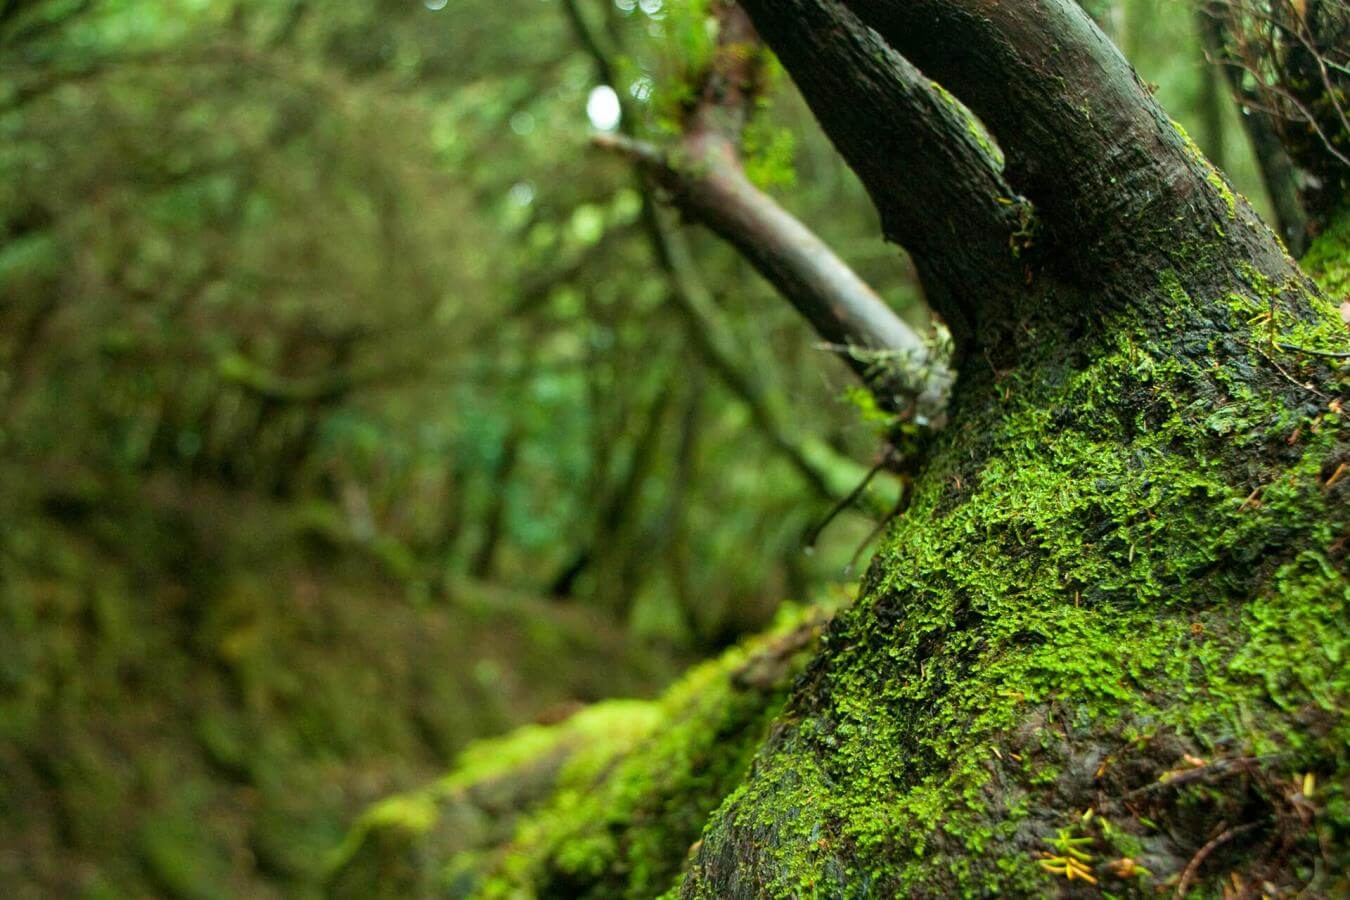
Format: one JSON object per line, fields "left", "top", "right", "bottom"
{"left": 681, "top": 223, "right": 1349, "bottom": 896}
{"left": 1208, "top": 170, "right": 1238, "bottom": 220}
{"left": 1303, "top": 202, "right": 1350, "bottom": 299}
{"left": 930, "top": 79, "right": 1003, "bottom": 169}
{"left": 326, "top": 700, "right": 662, "bottom": 898}
{"left": 1174, "top": 118, "right": 1242, "bottom": 224}
{"left": 328, "top": 604, "right": 829, "bottom": 899}
{"left": 472, "top": 603, "right": 827, "bottom": 898}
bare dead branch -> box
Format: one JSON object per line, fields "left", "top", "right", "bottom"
{"left": 595, "top": 130, "right": 952, "bottom": 423}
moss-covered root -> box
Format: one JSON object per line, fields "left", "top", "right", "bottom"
{"left": 326, "top": 603, "right": 830, "bottom": 899}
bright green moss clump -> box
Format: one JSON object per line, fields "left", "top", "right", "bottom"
{"left": 326, "top": 700, "right": 662, "bottom": 899}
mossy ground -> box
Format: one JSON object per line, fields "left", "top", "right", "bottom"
{"left": 329, "top": 602, "right": 833, "bottom": 898}
{"left": 0, "top": 477, "right": 676, "bottom": 899}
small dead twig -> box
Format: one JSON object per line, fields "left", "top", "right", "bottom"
{"left": 802, "top": 456, "right": 889, "bottom": 551}
{"left": 1173, "top": 821, "right": 1263, "bottom": 898}
{"left": 1241, "top": 339, "right": 1332, "bottom": 400}
{"left": 844, "top": 477, "right": 912, "bottom": 577}
{"left": 1123, "top": 755, "right": 1276, "bottom": 800}
{"left": 1276, "top": 342, "right": 1350, "bottom": 360}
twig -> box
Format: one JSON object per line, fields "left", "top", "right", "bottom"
{"left": 1241, "top": 340, "right": 1331, "bottom": 400}
{"left": 803, "top": 456, "right": 889, "bottom": 550}
{"left": 844, "top": 479, "right": 911, "bottom": 576}
{"left": 1122, "top": 755, "right": 1280, "bottom": 800}
{"left": 1276, "top": 342, "right": 1350, "bottom": 360}
{"left": 1173, "top": 821, "right": 1263, "bottom": 899}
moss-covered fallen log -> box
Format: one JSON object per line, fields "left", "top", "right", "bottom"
{"left": 327, "top": 604, "right": 830, "bottom": 898}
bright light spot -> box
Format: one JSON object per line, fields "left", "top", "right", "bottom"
{"left": 509, "top": 111, "right": 536, "bottom": 135}
{"left": 424, "top": 0, "right": 448, "bottom": 9}
{"left": 639, "top": 0, "right": 663, "bottom": 15}
{"left": 569, "top": 204, "right": 606, "bottom": 245}
{"left": 509, "top": 182, "right": 536, "bottom": 207}
{"left": 586, "top": 85, "right": 621, "bottom": 132}
{"left": 630, "top": 75, "right": 653, "bottom": 103}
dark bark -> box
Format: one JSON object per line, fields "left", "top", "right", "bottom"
{"left": 835, "top": 0, "right": 1199, "bottom": 235}
{"left": 736, "top": 0, "right": 1027, "bottom": 352}
{"left": 1275, "top": 0, "right": 1350, "bottom": 222}
{"left": 741, "top": 0, "right": 1313, "bottom": 373}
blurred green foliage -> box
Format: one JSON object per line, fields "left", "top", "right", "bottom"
{"left": 0, "top": 0, "right": 1281, "bottom": 895}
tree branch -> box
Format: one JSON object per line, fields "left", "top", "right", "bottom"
{"left": 595, "top": 1, "right": 953, "bottom": 420}
{"left": 837, "top": 0, "right": 1279, "bottom": 280}
{"left": 736, "top": 0, "right": 1029, "bottom": 353}
{"left": 561, "top": 0, "right": 897, "bottom": 506}
{"left": 595, "top": 131, "right": 951, "bottom": 424}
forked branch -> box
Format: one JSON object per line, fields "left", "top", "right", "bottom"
{"left": 592, "top": 0, "right": 953, "bottom": 422}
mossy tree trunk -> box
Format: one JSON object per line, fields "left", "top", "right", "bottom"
{"left": 334, "top": 1, "right": 1348, "bottom": 896}
{"left": 682, "top": 1, "right": 1348, "bottom": 895}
